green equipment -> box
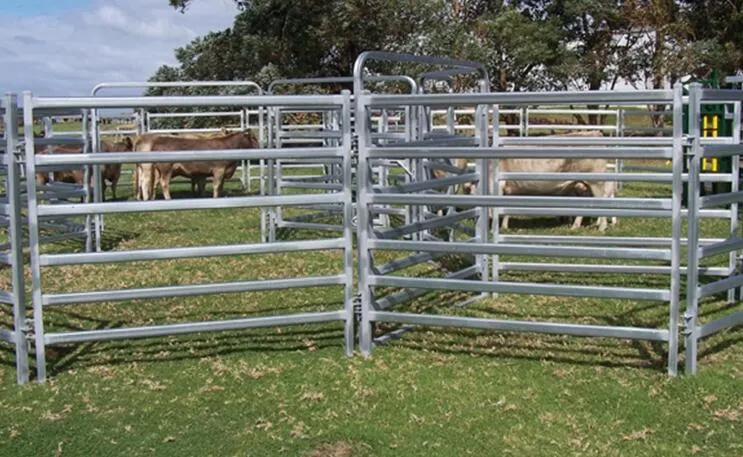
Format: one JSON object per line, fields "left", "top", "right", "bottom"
{"left": 681, "top": 71, "right": 737, "bottom": 206}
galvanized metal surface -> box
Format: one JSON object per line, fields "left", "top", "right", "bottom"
{"left": 21, "top": 91, "right": 356, "bottom": 383}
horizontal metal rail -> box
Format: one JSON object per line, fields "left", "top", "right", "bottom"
{"left": 700, "top": 143, "right": 743, "bottom": 158}
{"left": 371, "top": 194, "right": 672, "bottom": 210}
{"left": 699, "top": 312, "right": 743, "bottom": 338}
{"left": 148, "top": 111, "right": 244, "bottom": 118}
{"left": 374, "top": 173, "right": 479, "bottom": 194}
{"left": 35, "top": 147, "right": 343, "bottom": 165}
{"left": 499, "top": 136, "right": 677, "bottom": 146}
{"left": 496, "top": 172, "right": 731, "bottom": 183}
{"left": 375, "top": 209, "right": 477, "bottom": 240}
{"left": 700, "top": 89, "right": 743, "bottom": 102}
{"left": 698, "top": 237, "right": 743, "bottom": 259}
{"left": 279, "top": 182, "right": 343, "bottom": 191}
{"left": 29, "top": 94, "right": 345, "bottom": 110}
{"left": 43, "top": 275, "right": 345, "bottom": 306}
{"left": 374, "top": 265, "right": 480, "bottom": 311}
{"left": 700, "top": 191, "right": 743, "bottom": 209}
{"left": 497, "top": 207, "right": 729, "bottom": 218}
{"left": 278, "top": 221, "right": 344, "bottom": 232}
{"left": 38, "top": 193, "right": 345, "bottom": 216}
{"left": 367, "top": 146, "right": 673, "bottom": 160}
{"left": 500, "top": 262, "right": 730, "bottom": 276}
{"left": 370, "top": 239, "right": 671, "bottom": 261}
{"left": 369, "top": 311, "right": 669, "bottom": 341}
{"left": 359, "top": 90, "right": 675, "bottom": 106}
{"left": 277, "top": 130, "right": 342, "bottom": 139}
{"left": 44, "top": 311, "right": 346, "bottom": 345}
{"left": 40, "top": 239, "right": 345, "bottom": 266}
{"left": 698, "top": 274, "right": 743, "bottom": 299}
{"left": 34, "top": 137, "right": 85, "bottom": 146}
{"left": 370, "top": 276, "right": 670, "bottom": 301}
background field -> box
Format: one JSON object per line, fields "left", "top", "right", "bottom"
{"left": 1, "top": 130, "right": 742, "bottom": 457}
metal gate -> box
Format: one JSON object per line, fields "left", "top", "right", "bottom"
{"left": 22, "top": 90, "right": 355, "bottom": 382}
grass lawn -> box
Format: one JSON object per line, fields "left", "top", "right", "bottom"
{"left": 0, "top": 158, "right": 742, "bottom": 456}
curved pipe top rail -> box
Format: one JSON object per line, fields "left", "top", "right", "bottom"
{"left": 91, "top": 80, "right": 264, "bottom": 96}
{"left": 418, "top": 67, "right": 489, "bottom": 93}
{"left": 267, "top": 75, "right": 418, "bottom": 95}
{"left": 353, "top": 51, "right": 490, "bottom": 97}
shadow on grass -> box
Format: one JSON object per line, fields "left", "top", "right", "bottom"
{"left": 44, "top": 324, "right": 346, "bottom": 379}
{"left": 38, "top": 302, "right": 348, "bottom": 380}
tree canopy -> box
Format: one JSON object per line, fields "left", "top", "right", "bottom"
{"left": 153, "top": 0, "right": 742, "bottom": 94}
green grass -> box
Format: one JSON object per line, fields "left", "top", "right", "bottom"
{"left": 1, "top": 163, "right": 742, "bottom": 457}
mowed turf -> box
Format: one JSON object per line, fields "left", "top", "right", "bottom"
{"left": 1, "top": 160, "right": 742, "bottom": 457}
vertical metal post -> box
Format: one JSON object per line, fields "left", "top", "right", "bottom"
{"left": 475, "top": 103, "right": 489, "bottom": 290}
{"left": 667, "top": 83, "right": 684, "bottom": 376}
{"left": 356, "top": 91, "right": 374, "bottom": 356}
{"left": 275, "top": 109, "right": 284, "bottom": 234}
{"left": 490, "top": 103, "right": 501, "bottom": 289}
{"left": 87, "top": 108, "right": 100, "bottom": 252}
{"left": 240, "top": 108, "right": 248, "bottom": 190}
{"left": 22, "top": 91, "right": 48, "bottom": 382}
{"left": 4, "top": 93, "right": 29, "bottom": 384}
{"left": 258, "top": 104, "right": 266, "bottom": 196}
{"left": 729, "top": 101, "right": 740, "bottom": 303}
{"left": 616, "top": 108, "right": 624, "bottom": 191}
{"left": 134, "top": 111, "right": 144, "bottom": 136}
{"left": 42, "top": 117, "right": 54, "bottom": 184}
{"left": 410, "top": 102, "right": 420, "bottom": 241}
{"left": 403, "top": 105, "right": 412, "bottom": 233}
{"left": 340, "top": 91, "right": 355, "bottom": 356}
{"left": 685, "top": 83, "right": 702, "bottom": 374}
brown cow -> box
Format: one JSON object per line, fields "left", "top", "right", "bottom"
{"left": 35, "top": 137, "right": 133, "bottom": 201}
{"left": 136, "top": 131, "right": 258, "bottom": 200}
{"left": 132, "top": 130, "right": 233, "bottom": 200}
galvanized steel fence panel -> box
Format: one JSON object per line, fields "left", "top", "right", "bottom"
{"left": 22, "top": 91, "right": 356, "bottom": 382}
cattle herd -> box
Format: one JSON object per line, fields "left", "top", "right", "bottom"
{"left": 35, "top": 129, "right": 259, "bottom": 202}
{"left": 36, "top": 128, "right": 618, "bottom": 232}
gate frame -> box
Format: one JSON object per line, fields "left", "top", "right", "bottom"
{"left": 23, "top": 90, "right": 355, "bottom": 383}
{"left": 1, "top": 93, "right": 30, "bottom": 384}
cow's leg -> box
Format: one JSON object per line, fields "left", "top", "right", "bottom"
{"left": 212, "top": 169, "right": 225, "bottom": 198}
{"left": 582, "top": 181, "right": 610, "bottom": 232}
{"left": 196, "top": 177, "right": 207, "bottom": 197}
{"left": 501, "top": 215, "right": 510, "bottom": 230}
{"left": 160, "top": 168, "right": 174, "bottom": 200}
{"left": 139, "top": 164, "right": 152, "bottom": 200}
{"left": 133, "top": 165, "right": 142, "bottom": 200}
{"left": 111, "top": 174, "right": 119, "bottom": 200}
{"left": 569, "top": 181, "right": 593, "bottom": 230}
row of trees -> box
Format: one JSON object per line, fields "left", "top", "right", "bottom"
{"left": 151, "top": 1, "right": 742, "bottom": 95}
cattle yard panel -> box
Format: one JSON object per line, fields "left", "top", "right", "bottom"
{"left": 23, "top": 91, "right": 355, "bottom": 382}
{"left": 356, "top": 77, "right": 743, "bottom": 376}
{"left": 262, "top": 76, "right": 418, "bottom": 243}
{"left": 685, "top": 85, "right": 743, "bottom": 373}
{"left": 353, "top": 51, "right": 493, "bottom": 348}
{"left": 0, "top": 94, "right": 30, "bottom": 384}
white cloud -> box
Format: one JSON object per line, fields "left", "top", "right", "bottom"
{"left": 0, "top": 0, "right": 236, "bottom": 96}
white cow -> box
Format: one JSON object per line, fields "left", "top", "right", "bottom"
{"left": 459, "top": 131, "right": 618, "bottom": 231}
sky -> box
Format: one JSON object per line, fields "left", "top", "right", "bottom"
{"left": 0, "top": 0, "right": 237, "bottom": 96}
